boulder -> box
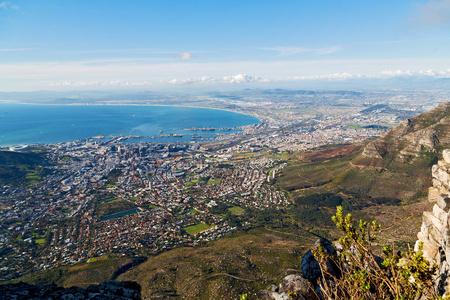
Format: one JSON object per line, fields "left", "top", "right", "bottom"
{"left": 437, "top": 194, "right": 450, "bottom": 212}
{"left": 443, "top": 149, "right": 450, "bottom": 164}
{"left": 301, "top": 238, "right": 338, "bottom": 282}
{"left": 429, "top": 187, "right": 440, "bottom": 203}
{"left": 256, "top": 289, "right": 292, "bottom": 300}
{"left": 266, "top": 284, "right": 279, "bottom": 293}
{"left": 279, "top": 274, "right": 314, "bottom": 298}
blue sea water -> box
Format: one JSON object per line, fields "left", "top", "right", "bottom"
{"left": 0, "top": 104, "right": 260, "bottom": 146}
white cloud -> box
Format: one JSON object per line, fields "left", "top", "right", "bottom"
{"left": 47, "top": 68, "right": 450, "bottom": 89}
{"left": 2, "top": 57, "right": 450, "bottom": 91}
{"left": 53, "top": 68, "right": 450, "bottom": 87}
{"left": 415, "top": 0, "right": 450, "bottom": 26}
{"left": 261, "top": 46, "right": 342, "bottom": 56}
{"left": 163, "top": 78, "right": 200, "bottom": 85}
{"left": 49, "top": 81, "right": 154, "bottom": 87}
{"left": 0, "top": 1, "right": 18, "bottom": 10}
{"left": 50, "top": 74, "right": 269, "bottom": 88}
{"left": 292, "top": 73, "right": 362, "bottom": 81}
{"left": 376, "top": 69, "right": 413, "bottom": 78}
{"left": 418, "top": 68, "right": 450, "bottom": 77}
{"left": 315, "top": 46, "right": 343, "bottom": 55}
{"left": 173, "top": 52, "right": 194, "bottom": 61}
{"left": 162, "top": 74, "right": 268, "bottom": 85}
{"left": 222, "top": 74, "right": 265, "bottom": 84}
{"left": 291, "top": 68, "right": 450, "bottom": 81}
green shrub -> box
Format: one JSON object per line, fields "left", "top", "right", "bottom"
{"left": 294, "top": 193, "right": 343, "bottom": 208}
{"left": 314, "top": 206, "right": 438, "bottom": 299}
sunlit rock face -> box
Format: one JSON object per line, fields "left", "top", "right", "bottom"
{"left": 416, "top": 150, "right": 450, "bottom": 296}
{"left": 362, "top": 102, "right": 450, "bottom": 160}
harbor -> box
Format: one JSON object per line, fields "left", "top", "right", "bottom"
{"left": 184, "top": 126, "right": 236, "bottom": 131}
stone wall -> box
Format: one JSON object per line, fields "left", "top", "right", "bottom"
{"left": 416, "top": 149, "right": 450, "bottom": 296}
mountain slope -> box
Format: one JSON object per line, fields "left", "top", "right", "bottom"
{"left": 0, "top": 149, "right": 48, "bottom": 186}
{"left": 361, "top": 102, "right": 450, "bottom": 161}
{"left": 278, "top": 102, "right": 450, "bottom": 203}
{"left": 0, "top": 150, "right": 44, "bottom": 166}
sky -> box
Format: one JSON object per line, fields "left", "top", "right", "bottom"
{"left": 1, "top": 0, "right": 450, "bottom": 91}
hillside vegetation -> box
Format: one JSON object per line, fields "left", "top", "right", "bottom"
{"left": 278, "top": 102, "right": 450, "bottom": 205}
{"left": 0, "top": 149, "right": 48, "bottom": 186}
{"left": 13, "top": 227, "right": 319, "bottom": 299}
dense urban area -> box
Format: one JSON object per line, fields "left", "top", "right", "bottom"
{"left": 1, "top": 89, "right": 449, "bottom": 281}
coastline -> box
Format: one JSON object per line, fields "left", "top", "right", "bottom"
{"left": 0, "top": 103, "right": 261, "bottom": 147}
{"left": 0, "top": 100, "right": 262, "bottom": 122}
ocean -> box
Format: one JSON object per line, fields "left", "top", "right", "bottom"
{"left": 0, "top": 104, "right": 260, "bottom": 146}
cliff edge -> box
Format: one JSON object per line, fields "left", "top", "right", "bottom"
{"left": 416, "top": 149, "right": 450, "bottom": 296}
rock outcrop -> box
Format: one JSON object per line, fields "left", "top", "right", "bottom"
{"left": 416, "top": 149, "right": 450, "bottom": 296}
{"left": 361, "top": 140, "right": 385, "bottom": 158}
{"left": 300, "top": 238, "right": 338, "bottom": 282}
{"left": 257, "top": 239, "right": 335, "bottom": 300}
{"left": 256, "top": 273, "right": 316, "bottom": 300}
{"left": 0, "top": 280, "right": 141, "bottom": 300}
{"left": 258, "top": 148, "right": 450, "bottom": 299}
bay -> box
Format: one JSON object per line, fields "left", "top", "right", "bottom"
{"left": 0, "top": 104, "right": 260, "bottom": 146}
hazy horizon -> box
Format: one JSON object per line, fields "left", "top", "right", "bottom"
{"left": 1, "top": 0, "right": 450, "bottom": 92}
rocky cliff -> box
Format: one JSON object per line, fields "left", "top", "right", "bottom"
{"left": 416, "top": 149, "right": 450, "bottom": 296}
{"left": 363, "top": 102, "right": 450, "bottom": 160}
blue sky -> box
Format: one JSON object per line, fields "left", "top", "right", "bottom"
{"left": 1, "top": 0, "right": 450, "bottom": 91}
